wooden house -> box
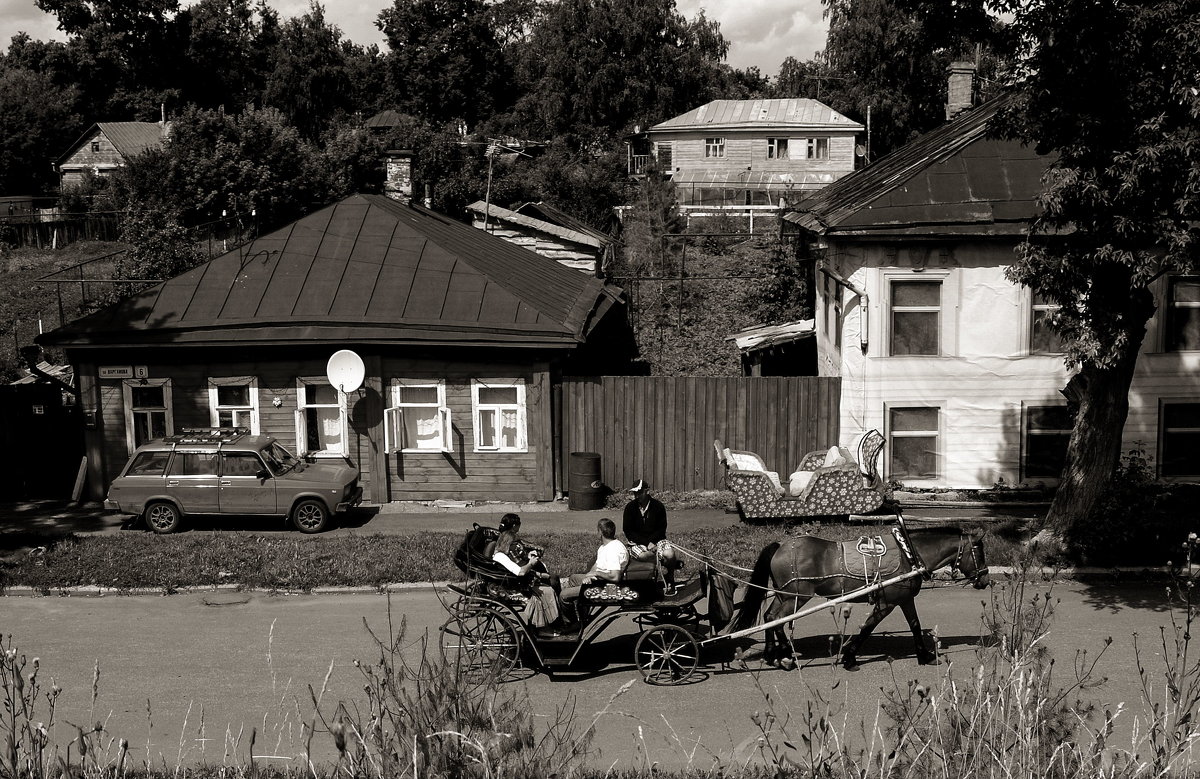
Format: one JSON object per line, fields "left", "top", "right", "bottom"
{"left": 628, "top": 99, "right": 863, "bottom": 209}
{"left": 56, "top": 122, "right": 168, "bottom": 189}
{"left": 783, "top": 95, "right": 1200, "bottom": 488}
{"left": 466, "top": 200, "right": 614, "bottom": 274}
{"left": 37, "top": 194, "right": 628, "bottom": 503}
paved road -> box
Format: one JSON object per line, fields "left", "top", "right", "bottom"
{"left": 0, "top": 579, "right": 1175, "bottom": 773}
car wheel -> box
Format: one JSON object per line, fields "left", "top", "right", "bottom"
{"left": 291, "top": 499, "right": 329, "bottom": 534}
{"left": 144, "top": 502, "right": 182, "bottom": 534}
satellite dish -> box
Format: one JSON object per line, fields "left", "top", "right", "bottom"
{"left": 855, "top": 144, "right": 867, "bottom": 157}
{"left": 326, "top": 350, "right": 365, "bottom": 393}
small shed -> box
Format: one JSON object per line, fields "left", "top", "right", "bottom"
{"left": 38, "top": 193, "right": 628, "bottom": 503}
{"left": 466, "top": 200, "right": 613, "bottom": 274}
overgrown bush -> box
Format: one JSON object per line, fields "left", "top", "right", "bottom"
{"left": 1070, "top": 447, "right": 1200, "bottom": 566}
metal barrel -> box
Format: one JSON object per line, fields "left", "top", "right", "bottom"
{"left": 567, "top": 451, "right": 604, "bottom": 511}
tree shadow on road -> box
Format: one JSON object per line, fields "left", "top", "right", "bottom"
{"left": 1075, "top": 579, "right": 1171, "bottom": 614}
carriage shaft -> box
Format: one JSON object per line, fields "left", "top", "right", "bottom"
{"left": 704, "top": 567, "right": 927, "bottom": 645}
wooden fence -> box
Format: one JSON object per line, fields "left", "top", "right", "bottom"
{"left": 558, "top": 376, "right": 841, "bottom": 493}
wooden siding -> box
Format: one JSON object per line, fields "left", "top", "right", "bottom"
{"left": 59, "top": 130, "right": 125, "bottom": 186}
{"left": 85, "top": 354, "right": 553, "bottom": 503}
{"left": 560, "top": 376, "right": 841, "bottom": 492}
{"left": 657, "top": 131, "right": 857, "bottom": 177}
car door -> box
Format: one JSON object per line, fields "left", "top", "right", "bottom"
{"left": 218, "top": 451, "right": 278, "bottom": 515}
{"left": 165, "top": 450, "right": 220, "bottom": 514}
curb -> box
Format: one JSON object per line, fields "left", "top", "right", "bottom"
{"left": 0, "top": 566, "right": 1179, "bottom": 597}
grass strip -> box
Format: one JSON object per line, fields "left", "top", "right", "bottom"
{"left": 0, "top": 521, "right": 1021, "bottom": 593}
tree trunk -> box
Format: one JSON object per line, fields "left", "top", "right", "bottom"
{"left": 1046, "top": 289, "right": 1155, "bottom": 542}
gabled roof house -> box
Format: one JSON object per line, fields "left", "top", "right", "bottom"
{"left": 56, "top": 122, "right": 168, "bottom": 189}
{"left": 39, "top": 194, "right": 628, "bottom": 503}
{"left": 782, "top": 93, "right": 1200, "bottom": 487}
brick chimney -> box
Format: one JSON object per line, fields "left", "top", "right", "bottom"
{"left": 945, "top": 60, "right": 976, "bottom": 120}
{"left": 384, "top": 149, "right": 413, "bottom": 202}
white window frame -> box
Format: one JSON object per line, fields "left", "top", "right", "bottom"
{"left": 208, "top": 376, "right": 260, "bottom": 434}
{"left": 886, "top": 404, "right": 941, "bottom": 483}
{"left": 885, "top": 272, "right": 949, "bottom": 357}
{"left": 654, "top": 141, "right": 673, "bottom": 170}
{"left": 122, "top": 378, "right": 173, "bottom": 454}
{"left": 294, "top": 377, "right": 348, "bottom": 457}
{"left": 471, "top": 379, "right": 527, "bottom": 453}
{"left": 384, "top": 379, "right": 452, "bottom": 454}
{"left": 1027, "top": 291, "right": 1064, "bottom": 355}
{"left": 704, "top": 138, "right": 725, "bottom": 158}
{"left": 806, "top": 137, "right": 830, "bottom": 159}
{"left": 767, "top": 138, "right": 789, "bottom": 160}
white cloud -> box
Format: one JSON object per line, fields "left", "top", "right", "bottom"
{"left": 677, "top": 0, "right": 828, "bottom": 76}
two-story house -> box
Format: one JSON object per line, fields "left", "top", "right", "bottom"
{"left": 783, "top": 94, "right": 1199, "bottom": 489}
{"left": 628, "top": 99, "right": 864, "bottom": 211}
{"left": 56, "top": 122, "right": 168, "bottom": 190}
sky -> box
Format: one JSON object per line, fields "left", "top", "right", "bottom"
{"left": 0, "top": 0, "right": 829, "bottom": 79}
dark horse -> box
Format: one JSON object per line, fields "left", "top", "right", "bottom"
{"left": 729, "top": 527, "right": 990, "bottom": 670}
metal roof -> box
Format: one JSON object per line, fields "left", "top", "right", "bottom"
{"left": 728, "top": 319, "right": 816, "bottom": 353}
{"left": 466, "top": 201, "right": 604, "bottom": 248}
{"left": 512, "top": 202, "right": 614, "bottom": 245}
{"left": 784, "top": 94, "right": 1052, "bottom": 238}
{"left": 57, "top": 122, "right": 165, "bottom": 165}
{"left": 651, "top": 99, "right": 864, "bottom": 133}
{"left": 674, "top": 169, "right": 847, "bottom": 190}
{"left": 39, "top": 194, "right": 624, "bottom": 350}
{"left": 364, "top": 110, "right": 405, "bottom": 129}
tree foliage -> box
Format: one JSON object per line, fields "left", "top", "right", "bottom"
{"left": 993, "top": 0, "right": 1200, "bottom": 541}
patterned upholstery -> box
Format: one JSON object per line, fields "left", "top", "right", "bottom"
{"left": 715, "top": 432, "right": 888, "bottom": 521}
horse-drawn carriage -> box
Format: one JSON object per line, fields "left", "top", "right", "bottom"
{"left": 439, "top": 516, "right": 990, "bottom": 684}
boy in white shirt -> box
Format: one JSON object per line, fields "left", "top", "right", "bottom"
{"left": 560, "top": 518, "right": 628, "bottom": 616}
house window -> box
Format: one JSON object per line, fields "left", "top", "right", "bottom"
{"left": 890, "top": 280, "right": 941, "bottom": 355}
{"left": 704, "top": 138, "right": 725, "bottom": 158}
{"left": 123, "top": 379, "right": 173, "bottom": 453}
{"left": 295, "top": 379, "right": 346, "bottom": 456}
{"left": 768, "top": 138, "right": 789, "bottom": 159}
{"left": 472, "top": 379, "right": 527, "bottom": 452}
{"left": 1161, "top": 402, "right": 1200, "bottom": 477}
{"left": 1030, "top": 291, "right": 1065, "bottom": 354}
{"left": 806, "top": 137, "right": 829, "bottom": 159}
{"left": 90, "top": 141, "right": 100, "bottom": 153}
{"left": 1023, "top": 405, "right": 1073, "bottom": 479}
{"left": 208, "top": 377, "right": 259, "bottom": 433}
{"left": 1166, "top": 277, "right": 1200, "bottom": 351}
{"left": 889, "top": 406, "right": 939, "bottom": 481}
{"left": 655, "top": 142, "right": 673, "bottom": 169}
{"left": 385, "top": 380, "right": 452, "bottom": 453}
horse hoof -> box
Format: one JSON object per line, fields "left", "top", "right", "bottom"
{"left": 779, "top": 656, "right": 797, "bottom": 671}
{"left": 918, "top": 653, "right": 938, "bottom": 666}
{"left": 841, "top": 657, "right": 860, "bottom": 672}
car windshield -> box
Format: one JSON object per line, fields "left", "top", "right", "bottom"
{"left": 261, "top": 442, "right": 301, "bottom": 474}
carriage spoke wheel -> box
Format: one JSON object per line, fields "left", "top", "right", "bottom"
{"left": 440, "top": 606, "right": 521, "bottom": 682}
{"left": 635, "top": 624, "right": 699, "bottom": 685}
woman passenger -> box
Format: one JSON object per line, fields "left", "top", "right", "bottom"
{"left": 491, "top": 513, "right": 562, "bottom": 629}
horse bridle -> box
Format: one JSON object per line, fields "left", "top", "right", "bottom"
{"left": 951, "top": 536, "right": 989, "bottom": 583}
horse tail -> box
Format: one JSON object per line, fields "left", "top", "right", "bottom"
{"left": 728, "top": 541, "right": 780, "bottom": 633}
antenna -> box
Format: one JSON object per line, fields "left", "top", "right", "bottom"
{"left": 326, "top": 350, "right": 365, "bottom": 393}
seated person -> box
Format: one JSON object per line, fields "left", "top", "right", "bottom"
{"left": 560, "top": 518, "right": 629, "bottom": 613}
{"left": 491, "top": 513, "right": 561, "bottom": 628}
{"left": 622, "top": 480, "right": 680, "bottom": 594}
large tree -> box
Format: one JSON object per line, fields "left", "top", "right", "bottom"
{"left": 507, "top": 0, "right": 729, "bottom": 139}
{"left": 0, "top": 64, "right": 80, "bottom": 193}
{"left": 993, "top": 0, "right": 1200, "bottom": 544}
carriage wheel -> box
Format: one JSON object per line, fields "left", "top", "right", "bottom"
{"left": 440, "top": 606, "right": 521, "bottom": 682}
{"left": 635, "top": 624, "right": 699, "bottom": 685}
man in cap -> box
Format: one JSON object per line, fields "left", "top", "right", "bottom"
{"left": 622, "top": 479, "right": 681, "bottom": 595}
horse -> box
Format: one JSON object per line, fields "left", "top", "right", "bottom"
{"left": 728, "top": 526, "right": 990, "bottom": 671}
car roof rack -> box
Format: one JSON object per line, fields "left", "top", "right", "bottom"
{"left": 165, "top": 427, "right": 251, "bottom": 445}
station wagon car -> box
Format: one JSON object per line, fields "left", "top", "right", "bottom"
{"left": 104, "top": 428, "right": 363, "bottom": 533}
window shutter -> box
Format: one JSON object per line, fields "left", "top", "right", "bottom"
{"left": 438, "top": 407, "right": 452, "bottom": 452}
{"left": 384, "top": 407, "right": 402, "bottom": 454}
{"left": 294, "top": 408, "right": 307, "bottom": 455}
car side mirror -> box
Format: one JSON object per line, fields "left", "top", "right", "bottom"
{"left": 257, "top": 468, "right": 271, "bottom": 480}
